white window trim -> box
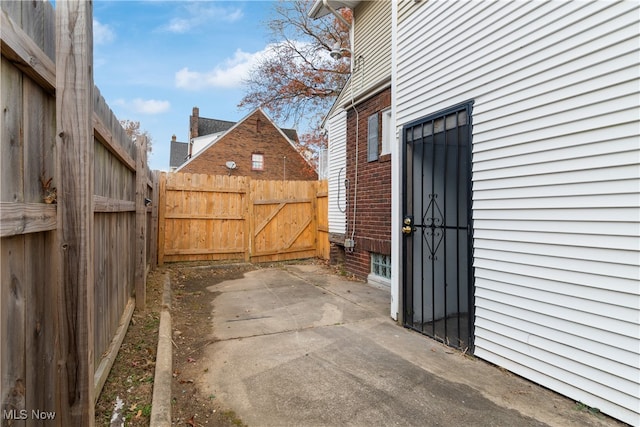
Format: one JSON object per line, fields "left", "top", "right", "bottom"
{"left": 252, "top": 153, "right": 264, "bottom": 171}
{"left": 381, "top": 108, "right": 392, "bottom": 156}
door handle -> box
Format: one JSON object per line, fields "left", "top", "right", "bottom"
{"left": 402, "top": 216, "right": 414, "bottom": 235}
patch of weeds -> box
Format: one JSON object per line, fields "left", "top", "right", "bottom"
{"left": 575, "top": 401, "right": 602, "bottom": 417}
{"left": 145, "top": 314, "right": 160, "bottom": 331}
{"left": 141, "top": 404, "right": 152, "bottom": 417}
{"left": 221, "top": 410, "right": 247, "bottom": 427}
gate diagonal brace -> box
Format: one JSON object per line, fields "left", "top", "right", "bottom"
{"left": 255, "top": 202, "right": 286, "bottom": 234}
{"left": 283, "top": 216, "right": 313, "bottom": 249}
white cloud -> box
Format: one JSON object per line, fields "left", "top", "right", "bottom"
{"left": 167, "top": 18, "right": 191, "bottom": 34}
{"left": 131, "top": 98, "right": 171, "bottom": 114}
{"left": 174, "top": 41, "right": 316, "bottom": 91}
{"left": 112, "top": 98, "right": 170, "bottom": 115}
{"left": 175, "top": 47, "right": 268, "bottom": 90}
{"left": 164, "top": 3, "right": 244, "bottom": 34}
{"left": 93, "top": 19, "right": 115, "bottom": 45}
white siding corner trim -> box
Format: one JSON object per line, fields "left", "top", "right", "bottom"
{"left": 395, "top": 1, "right": 640, "bottom": 424}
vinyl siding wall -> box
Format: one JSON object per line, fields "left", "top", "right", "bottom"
{"left": 328, "top": 110, "right": 348, "bottom": 235}
{"left": 397, "top": 0, "right": 417, "bottom": 25}
{"left": 351, "top": 0, "right": 391, "bottom": 101}
{"left": 395, "top": 1, "right": 640, "bottom": 424}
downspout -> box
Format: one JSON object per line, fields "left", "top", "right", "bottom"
{"left": 321, "top": 0, "right": 357, "bottom": 251}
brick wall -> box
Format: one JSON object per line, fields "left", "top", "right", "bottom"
{"left": 180, "top": 109, "right": 317, "bottom": 181}
{"left": 344, "top": 88, "right": 392, "bottom": 279}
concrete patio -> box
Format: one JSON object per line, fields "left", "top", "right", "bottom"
{"left": 186, "top": 263, "right": 622, "bottom": 427}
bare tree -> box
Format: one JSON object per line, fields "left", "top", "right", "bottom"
{"left": 239, "top": 0, "right": 352, "bottom": 130}
{"left": 120, "top": 119, "right": 153, "bottom": 152}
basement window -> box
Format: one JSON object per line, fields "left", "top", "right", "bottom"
{"left": 369, "top": 253, "right": 391, "bottom": 288}
{"left": 252, "top": 153, "right": 264, "bottom": 171}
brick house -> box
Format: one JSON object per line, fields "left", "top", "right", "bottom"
{"left": 310, "top": 0, "right": 393, "bottom": 287}
{"left": 175, "top": 107, "right": 317, "bottom": 181}
{"left": 344, "top": 88, "right": 392, "bottom": 282}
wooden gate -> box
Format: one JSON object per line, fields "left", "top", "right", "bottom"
{"left": 158, "top": 172, "right": 328, "bottom": 264}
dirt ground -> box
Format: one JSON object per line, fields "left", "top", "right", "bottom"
{"left": 95, "top": 268, "right": 163, "bottom": 426}
{"left": 168, "top": 261, "right": 258, "bottom": 427}
{"left": 96, "top": 260, "right": 320, "bottom": 427}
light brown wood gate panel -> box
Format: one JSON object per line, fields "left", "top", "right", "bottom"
{"left": 158, "top": 173, "right": 328, "bottom": 264}
{"left": 159, "top": 173, "right": 249, "bottom": 263}
{"left": 316, "top": 180, "right": 329, "bottom": 259}
{"left": 251, "top": 179, "right": 317, "bottom": 262}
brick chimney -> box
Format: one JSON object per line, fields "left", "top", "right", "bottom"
{"left": 189, "top": 106, "right": 199, "bottom": 157}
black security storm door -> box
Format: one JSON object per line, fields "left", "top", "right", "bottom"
{"left": 402, "top": 102, "right": 474, "bottom": 351}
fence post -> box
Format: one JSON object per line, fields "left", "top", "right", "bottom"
{"left": 313, "top": 181, "right": 318, "bottom": 257}
{"left": 55, "top": 0, "right": 95, "bottom": 423}
{"left": 246, "top": 177, "right": 253, "bottom": 262}
{"left": 150, "top": 170, "right": 159, "bottom": 268}
{"left": 158, "top": 172, "right": 166, "bottom": 266}
{"left": 135, "top": 136, "right": 148, "bottom": 310}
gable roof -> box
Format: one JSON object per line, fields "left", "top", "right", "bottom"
{"left": 196, "top": 117, "right": 235, "bottom": 137}
{"left": 169, "top": 139, "right": 189, "bottom": 168}
{"left": 281, "top": 128, "right": 299, "bottom": 142}
{"left": 195, "top": 113, "right": 299, "bottom": 143}
{"left": 177, "top": 107, "right": 311, "bottom": 173}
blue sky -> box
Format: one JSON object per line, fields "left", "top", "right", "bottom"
{"left": 92, "top": 1, "right": 282, "bottom": 170}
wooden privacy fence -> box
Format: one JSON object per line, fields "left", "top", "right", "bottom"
{"left": 158, "top": 172, "right": 329, "bottom": 264}
{"left": 1, "top": 2, "right": 158, "bottom": 424}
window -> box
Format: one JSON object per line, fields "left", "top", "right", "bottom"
{"left": 251, "top": 153, "right": 264, "bottom": 170}
{"left": 381, "top": 109, "right": 392, "bottom": 156}
{"left": 370, "top": 253, "right": 391, "bottom": 286}
{"left": 367, "top": 113, "right": 379, "bottom": 162}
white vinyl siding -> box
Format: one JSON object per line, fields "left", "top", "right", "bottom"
{"left": 397, "top": 0, "right": 416, "bottom": 25}
{"left": 352, "top": 0, "right": 391, "bottom": 101}
{"left": 327, "top": 110, "right": 347, "bottom": 235}
{"left": 395, "top": 1, "right": 640, "bottom": 425}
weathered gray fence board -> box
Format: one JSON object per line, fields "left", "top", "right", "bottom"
{"left": 1, "top": 235, "right": 26, "bottom": 419}
{"left": 1, "top": 57, "right": 23, "bottom": 203}
{"left": 0, "top": 6, "right": 56, "bottom": 93}
{"left": 1, "top": 0, "right": 20, "bottom": 22}
{"left": 24, "top": 231, "right": 57, "bottom": 419}
{"left": 20, "top": 0, "right": 44, "bottom": 52}
{"left": 24, "top": 76, "right": 55, "bottom": 203}
{"left": 1, "top": 2, "right": 158, "bottom": 423}
{"left": 135, "top": 137, "right": 147, "bottom": 309}
{"left": 55, "top": 1, "right": 96, "bottom": 423}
